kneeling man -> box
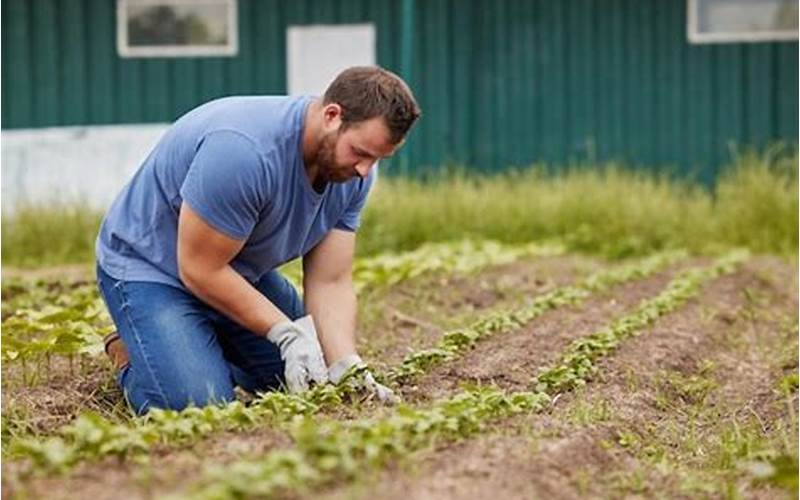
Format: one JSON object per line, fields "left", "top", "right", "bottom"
{"left": 95, "top": 66, "right": 421, "bottom": 415}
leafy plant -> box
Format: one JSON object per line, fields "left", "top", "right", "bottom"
{"left": 2, "top": 240, "right": 561, "bottom": 368}
{"left": 180, "top": 251, "right": 748, "bottom": 499}
{"left": 5, "top": 250, "right": 746, "bottom": 482}
{"left": 190, "top": 388, "right": 551, "bottom": 500}
{"left": 386, "top": 250, "right": 688, "bottom": 382}
{"left": 533, "top": 251, "right": 749, "bottom": 394}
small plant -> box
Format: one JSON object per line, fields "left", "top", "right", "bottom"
{"left": 2, "top": 240, "right": 561, "bottom": 369}
{"left": 176, "top": 252, "right": 748, "bottom": 499}
{"left": 188, "top": 388, "right": 551, "bottom": 500}
{"left": 388, "top": 250, "right": 688, "bottom": 383}
{"left": 533, "top": 251, "right": 748, "bottom": 394}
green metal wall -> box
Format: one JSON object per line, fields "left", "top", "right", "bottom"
{"left": 2, "top": 0, "right": 798, "bottom": 181}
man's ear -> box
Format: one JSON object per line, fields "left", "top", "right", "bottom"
{"left": 323, "top": 103, "right": 343, "bottom": 126}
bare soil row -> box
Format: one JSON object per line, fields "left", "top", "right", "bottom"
{"left": 324, "top": 257, "right": 798, "bottom": 500}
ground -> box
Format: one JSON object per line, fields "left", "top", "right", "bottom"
{"left": 1, "top": 252, "right": 797, "bottom": 499}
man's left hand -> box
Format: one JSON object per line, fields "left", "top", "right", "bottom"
{"left": 328, "top": 354, "right": 400, "bottom": 405}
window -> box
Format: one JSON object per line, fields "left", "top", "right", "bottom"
{"left": 286, "top": 24, "right": 376, "bottom": 96}
{"left": 117, "top": 0, "right": 238, "bottom": 57}
{"left": 688, "top": 0, "right": 798, "bottom": 43}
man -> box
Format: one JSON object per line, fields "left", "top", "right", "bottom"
{"left": 95, "top": 66, "right": 421, "bottom": 415}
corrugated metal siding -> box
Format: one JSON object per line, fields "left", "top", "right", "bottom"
{"left": 2, "top": 0, "right": 797, "bottom": 179}
{"left": 393, "top": 0, "right": 798, "bottom": 178}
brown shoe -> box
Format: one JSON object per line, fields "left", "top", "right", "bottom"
{"left": 103, "top": 331, "right": 130, "bottom": 371}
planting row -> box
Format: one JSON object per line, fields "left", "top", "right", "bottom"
{"left": 386, "top": 249, "right": 688, "bottom": 382}
{"left": 285, "top": 239, "right": 564, "bottom": 292}
{"left": 175, "top": 250, "right": 749, "bottom": 499}
{"left": 8, "top": 250, "right": 688, "bottom": 474}
{"left": 1, "top": 240, "right": 561, "bottom": 365}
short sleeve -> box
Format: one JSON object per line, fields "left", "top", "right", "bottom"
{"left": 335, "top": 165, "right": 378, "bottom": 232}
{"left": 179, "top": 130, "right": 270, "bottom": 240}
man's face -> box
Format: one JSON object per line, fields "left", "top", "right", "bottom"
{"left": 316, "top": 109, "right": 402, "bottom": 184}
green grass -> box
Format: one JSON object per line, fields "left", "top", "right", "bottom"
{"left": 2, "top": 151, "right": 796, "bottom": 268}
{"left": 2, "top": 200, "right": 101, "bottom": 268}
{"left": 363, "top": 151, "right": 797, "bottom": 258}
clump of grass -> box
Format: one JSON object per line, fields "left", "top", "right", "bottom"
{"left": 2, "top": 201, "right": 102, "bottom": 268}
{"left": 2, "top": 150, "right": 796, "bottom": 268}
{"left": 713, "top": 149, "right": 798, "bottom": 255}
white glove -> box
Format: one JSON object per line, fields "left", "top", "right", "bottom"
{"left": 328, "top": 354, "right": 400, "bottom": 405}
{"left": 267, "top": 315, "right": 329, "bottom": 393}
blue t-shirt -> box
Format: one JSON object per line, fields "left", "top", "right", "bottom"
{"left": 96, "top": 95, "right": 376, "bottom": 289}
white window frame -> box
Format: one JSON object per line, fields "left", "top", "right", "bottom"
{"left": 117, "top": 0, "right": 238, "bottom": 58}
{"left": 688, "top": 0, "right": 798, "bottom": 44}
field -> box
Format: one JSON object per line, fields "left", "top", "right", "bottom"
{"left": 1, "top": 157, "right": 798, "bottom": 499}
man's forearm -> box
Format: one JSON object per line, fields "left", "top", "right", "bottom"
{"left": 303, "top": 277, "right": 357, "bottom": 366}
{"left": 182, "top": 265, "right": 288, "bottom": 336}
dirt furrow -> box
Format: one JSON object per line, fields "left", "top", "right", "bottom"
{"left": 338, "top": 256, "right": 797, "bottom": 500}
{"left": 1, "top": 255, "right": 591, "bottom": 438}
{"left": 1, "top": 255, "right": 592, "bottom": 498}
{"left": 400, "top": 259, "right": 702, "bottom": 403}
{"left": 2, "top": 257, "right": 723, "bottom": 499}
{"left": 359, "top": 255, "right": 595, "bottom": 368}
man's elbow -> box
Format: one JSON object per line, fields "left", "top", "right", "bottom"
{"left": 178, "top": 257, "right": 207, "bottom": 294}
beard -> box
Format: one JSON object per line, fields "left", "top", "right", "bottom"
{"left": 315, "top": 130, "right": 354, "bottom": 184}
{"left": 316, "top": 132, "right": 337, "bottom": 183}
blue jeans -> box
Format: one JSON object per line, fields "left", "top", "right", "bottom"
{"left": 95, "top": 264, "right": 304, "bottom": 415}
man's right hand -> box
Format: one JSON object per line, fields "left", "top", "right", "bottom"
{"left": 267, "top": 315, "right": 329, "bottom": 393}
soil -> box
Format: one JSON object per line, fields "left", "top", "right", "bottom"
{"left": 399, "top": 258, "right": 699, "bottom": 403}
{"left": 3, "top": 255, "right": 797, "bottom": 499}
{"left": 0, "top": 255, "right": 596, "bottom": 497}
{"left": 2, "top": 264, "right": 96, "bottom": 283}
{"left": 357, "top": 255, "right": 598, "bottom": 369}
{"left": 2, "top": 357, "right": 123, "bottom": 435}
{"left": 322, "top": 256, "right": 798, "bottom": 500}
{"left": 0, "top": 255, "right": 593, "bottom": 436}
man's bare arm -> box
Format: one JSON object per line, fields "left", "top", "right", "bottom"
{"left": 177, "top": 201, "right": 288, "bottom": 335}
{"left": 304, "top": 229, "right": 399, "bottom": 403}
{"left": 302, "top": 229, "right": 358, "bottom": 366}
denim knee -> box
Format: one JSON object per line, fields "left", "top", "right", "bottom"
{"left": 96, "top": 264, "right": 240, "bottom": 415}
{"left": 124, "top": 367, "right": 236, "bottom": 415}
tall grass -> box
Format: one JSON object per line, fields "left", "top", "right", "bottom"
{"left": 1, "top": 201, "right": 101, "bottom": 268}
{"left": 361, "top": 151, "right": 797, "bottom": 259}
{"left": 714, "top": 151, "right": 798, "bottom": 255}
{"left": 1, "top": 152, "right": 796, "bottom": 268}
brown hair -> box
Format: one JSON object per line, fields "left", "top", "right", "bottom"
{"left": 323, "top": 66, "right": 421, "bottom": 144}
